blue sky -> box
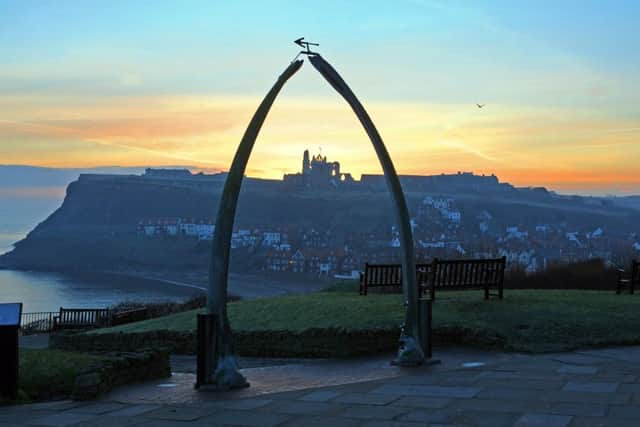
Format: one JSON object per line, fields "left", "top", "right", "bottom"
{"left": 1, "top": 0, "right": 639, "bottom": 194}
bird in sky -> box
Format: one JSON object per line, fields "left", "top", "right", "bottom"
{"left": 476, "top": 104, "right": 485, "bottom": 108}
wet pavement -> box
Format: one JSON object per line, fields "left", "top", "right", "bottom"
{"left": 3, "top": 346, "right": 640, "bottom": 426}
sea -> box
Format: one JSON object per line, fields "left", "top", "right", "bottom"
{"left": 0, "top": 194, "right": 202, "bottom": 313}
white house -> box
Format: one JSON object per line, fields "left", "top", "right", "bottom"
{"left": 319, "top": 262, "right": 331, "bottom": 276}
{"left": 275, "top": 243, "right": 291, "bottom": 252}
{"left": 419, "top": 241, "right": 445, "bottom": 249}
{"left": 262, "top": 232, "right": 281, "bottom": 246}
{"left": 566, "top": 232, "right": 583, "bottom": 247}
{"left": 586, "top": 228, "right": 603, "bottom": 239}
{"left": 505, "top": 226, "right": 528, "bottom": 240}
{"left": 445, "top": 211, "right": 461, "bottom": 223}
{"left": 180, "top": 221, "right": 198, "bottom": 237}
{"left": 433, "top": 198, "right": 451, "bottom": 209}
{"left": 197, "top": 223, "right": 215, "bottom": 241}
{"left": 144, "top": 223, "right": 157, "bottom": 237}
{"left": 535, "top": 225, "right": 550, "bottom": 233}
{"left": 165, "top": 220, "right": 179, "bottom": 236}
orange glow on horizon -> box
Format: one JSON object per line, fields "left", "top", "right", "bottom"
{"left": 2, "top": 95, "right": 639, "bottom": 195}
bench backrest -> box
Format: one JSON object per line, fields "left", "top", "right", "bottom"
{"left": 58, "top": 308, "right": 110, "bottom": 327}
{"left": 363, "top": 263, "right": 431, "bottom": 287}
{"left": 432, "top": 257, "right": 506, "bottom": 290}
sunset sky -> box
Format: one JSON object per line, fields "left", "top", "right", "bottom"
{"left": 1, "top": 1, "right": 639, "bottom": 195}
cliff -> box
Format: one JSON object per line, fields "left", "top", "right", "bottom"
{"left": 1, "top": 171, "right": 637, "bottom": 271}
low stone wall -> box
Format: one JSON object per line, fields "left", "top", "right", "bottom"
{"left": 51, "top": 328, "right": 401, "bottom": 358}
{"left": 72, "top": 350, "right": 170, "bottom": 400}
{"left": 51, "top": 326, "right": 509, "bottom": 358}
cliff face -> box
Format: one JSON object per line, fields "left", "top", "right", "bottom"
{"left": 1, "top": 172, "right": 637, "bottom": 271}
{"left": 0, "top": 174, "right": 396, "bottom": 270}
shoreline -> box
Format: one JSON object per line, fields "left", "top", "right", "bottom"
{"left": 1, "top": 266, "right": 335, "bottom": 304}
{"left": 98, "top": 270, "right": 208, "bottom": 293}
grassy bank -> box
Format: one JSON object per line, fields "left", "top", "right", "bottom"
{"left": 5, "top": 349, "right": 170, "bottom": 404}
{"left": 89, "top": 290, "right": 640, "bottom": 353}
{"left": 14, "top": 349, "right": 107, "bottom": 403}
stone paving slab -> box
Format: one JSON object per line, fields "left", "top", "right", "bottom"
{"left": 3, "top": 346, "right": 640, "bottom": 427}
{"left": 398, "top": 408, "right": 455, "bottom": 424}
{"left": 281, "top": 415, "right": 362, "bottom": 427}
{"left": 27, "top": 412, "right": 96, "bottom": 427}
{"left": 66, "top": 403, "right": 126, "bottom": 415}
{"left": 259, "top": 400, "right": 347, "bottom": 416}
{"left": 607, "top": 405, "right": 640, "bottom": 419}
{"left": 562, "top": 381, "right": 618, "bottom": 393}
{"left": 450, "top": 410, "right": 519, "bottom": 427}
{"left": 370, "top": 384, "right": 481, "bottom": 398}
{"left": 141, "top": 405, "right": 216, "bottom": 421}
{"left": 514, "top": 413, "right": 572, "bottom": 427}
{"left": 336, "top": 405, "right": 409, "bottom": 420}
{"left": 539, "top": 390, "right": 632, "bottom": 404}
{"left": 104, "top": 404, "right": 161, "bottom": 417}
{"left": 297, "top": 390, "right": 342, "bottom": 402}
{"left": 569, "top": 416, "right": 640, "bottom": 427}
{"left": 200, "top": 409, "right": 291, "bottom": 427}
{"left": 556, "top": 365, "right": 598, "bottom": 375}
{"left": 71, "top": 416, "right": 144, "bottom": 427}
{"left": 618, "top": 383, "right": 640, "bottom": 392}
{"left": 332, "top": 393, "right": 401, "bottom": 406}
{"left": 539, "top": 402, "right": 606, "bottom": 417}
{"left": 359, "top": 421, "right": 427, "bottom": 427}
{"left": 207, "top": 398, "right": 273, "bottom": 410}
{"left": 389, "top": 396, "right": 451, "bottom": 409}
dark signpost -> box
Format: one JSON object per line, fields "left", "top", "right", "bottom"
{"left": 0, "top": 302, "right": 23, "bottom": 400}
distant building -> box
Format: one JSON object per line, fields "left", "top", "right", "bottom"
{"left": 144, "top": 168, "right": 192, "bottom": 179}
{"left": 284, "top": 150, "right": 355, "bottom": 189}
{"left": 263, "top": 232, "right": 281, "bottom": 246}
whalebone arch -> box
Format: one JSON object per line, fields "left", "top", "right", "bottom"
{"left": 206, "top": 54, "right": 422, "bottom": 388}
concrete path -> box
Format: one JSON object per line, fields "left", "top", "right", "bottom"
{"left": 3, "top": 346, "right": 640, "bottom": 426}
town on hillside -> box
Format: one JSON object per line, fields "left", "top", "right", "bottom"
{"left": 135, "top": 151, "right": 640, "bottom": 279}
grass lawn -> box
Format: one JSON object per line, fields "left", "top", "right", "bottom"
{"left": 12, "top": 349, "right": 107, "bottom": 403}
{"left": 91, "top": 289, "right": 640, "bottom": 353}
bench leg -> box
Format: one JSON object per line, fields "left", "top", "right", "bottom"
{"left": 631, "top": 283, "right": 635, "bottom": 295}
{"left": 499, "top": 286, "right": 503, "bottom": 300}
{"left": 616, "top": 283, "right": 621, "bottom": 294}
{"left": 484, "top": 287, "right": 489, "bottom": 300}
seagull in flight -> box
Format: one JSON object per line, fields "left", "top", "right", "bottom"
{"left": 476, "top": 104, "right": 485, "bottom": 108}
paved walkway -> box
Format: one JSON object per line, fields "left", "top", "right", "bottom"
{"left": 3, "top": 346, "right": 640, "bottom": 426}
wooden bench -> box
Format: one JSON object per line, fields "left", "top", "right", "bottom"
{"left": 359, "top": 263, "right": 430, "bottom": 296}
{"left": 53, "top": 307, "right": 111, "bottom": 330}
{"left": 428, "top": 257, "right": 506, "bottom": 300}
{"left": 617, "top": 260, "right": 639, "bottom": 294}
{"left": 360, "top": 257, "right": 506, "bottom": 300}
